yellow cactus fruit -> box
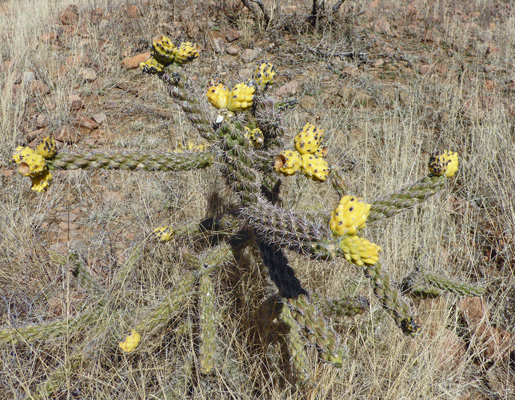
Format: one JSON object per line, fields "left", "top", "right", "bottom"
{"left": 12, "top": 146, "right": 35, "bottom": 164}
{"left": 227, "top": 80, "right": 255, "bottom": 111}
{"left": 428, "top": 150, "right": 459, "bottom": 178}
{"left": 17, "top": 152, "right": 47, "bottom": 177}
{"left": 175, "top": 42, "right": 200, "bottom": 64}
{"left": 300, "top": 153, "right": 330, "bottom": 182}
{"left": 140, "top": 57, "right": 165, "bottom": 74}
{"left": 153, "top": 226, "right": 174, "bottom": 242}
{"left": 275, "top": 149, "right": 302, "bottom": 176}
{"left": 119, "top": 330, "right": 141, "bottom": 353}
{"left": 151, "top": 35, "right": 177, "bottom": 65}
{"left": 244, "top": 126, "right": 264, "bottom": 148}
{"left": 206, "top": 82, "right": 230, "bottom": 109}
{"left": 314, "top": 145, "right": 328, "bottom": 159}
{"left": 36, "top": 136, "right": 57, "bottom": 159}
{"left": 30, "top": 170, "right": 53, "bottom": 193}
{"left": 330, "top": 195, "right": 371, "bottom": 236}
{"left": 339, "top": 235, "right": 381, "bottom": 266}
{"left": 294, "top": 123, "right": 325, "bottom": 155}
{"left": 253, "top": 60, "right": 276, "bottom": 88}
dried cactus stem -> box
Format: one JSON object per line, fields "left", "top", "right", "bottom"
{"left": 199, "top": 271, "right": 217, "bottom": 374}
{"left": 47, "top": 150, "right": 214, "bottom": 172}
{"left": 368, "top": 175, "right": 447, "bottom": 223}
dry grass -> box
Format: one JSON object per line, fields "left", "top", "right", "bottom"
{"left": 1, "top": 0, "right": 514, "bottom": 399}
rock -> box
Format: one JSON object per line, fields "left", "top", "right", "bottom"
{"left": 39, "top": 32, "right": 58, "bottom": 43}
{"left": 60, "top": 4, "right": 79, "bottom": 25}
{"left": 212, "top": 37, "right": 224, "bottom": 53}
{"left": 30, "top": 80, "right": 50, "bottom": 95}
{"left": 80, "top": 67, "right": 97, "bottom": 82}
{"left": 36, "top": 114, "right": 49, "bottom": 129}
{"left": 73, "top": 117, "right": 98, "bottom": 132}
{"left": 92, "top": 112, "right": 107, "bottom": 124}
{"left": 68, "top": 94, "right": 82, "bottom": 110}
{"left": 54, "top": 125, "right": 80, "bottom": 144}
{"left": 275, "top": 80, "right": 299, "bottom": 96}
{"left": 241, "top": 48, "right": 261, "bottom": 63}
{"left": 126, "top": 5, "right": 140, "bottom": 18}
{"left": 484, "top": 80, "right": 496, "bottom": 91}
{"left": 226, "top": 44, "right": 241, "bottom": 55}
{"left": 90, "top": 8, "right": 103, "bottom": 24}
{"left": 121, "top": 52, "right": 151, "bottom": 69}
{"left": 225, "top": 29, "right": 241, "bottom": 42}
{"left": 59, "top": 222, "right": 80, "bottom": 231}
{"left": 299, "top": 95, "right": 316, "bottom": 110}
{"left": 373, "top": 58, "right": 385, "bottom": 68}
{"left": 66, "top": 54, "right": 85, "bottom": 67}
{"left": 374, "top": 18, "right": 391, "bottom": 35}
{"left": 459, "top": 297, "right": 489, "bottom": 330}
{"left": 22, "top": 71, "right": 35, "bottom": 85}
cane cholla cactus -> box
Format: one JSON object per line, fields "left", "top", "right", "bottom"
{"left": 5, "top": 35, "right": 481, "bottom": 395}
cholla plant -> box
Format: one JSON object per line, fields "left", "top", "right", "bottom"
{"left": 3, "top": 35, "right": 484, "bottom": 396}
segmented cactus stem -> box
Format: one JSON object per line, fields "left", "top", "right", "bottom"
{"left": 34, "top": 353, "right": 83, "bottom": 399}
{"left": 46, "top": 150, "right": 214, "bottom": 172}
{"left": 368, "top": 175, "right": 447, "bottom": 223}
{"left": 362, "top": 262, "right": 418, "bottom": 334}
{"left": 287, "top": 295, "right": 344, "bottom": 366}
{"left": 423, "top": 272, "right": 485, "bottom": 297}
{"left": 279, "top": 303, "right": 311, "bottom": 383}
{"left": 199, "top": 271, "right": 217, "bottom": 374}
{"left": 70, "top": 252, "right": 103, "bottom": 295}
{"left": 0, "top": 310, "right": 98, "bottom": 345}
{"left": 323, "top": 296, "right": 370, "bottom": 318}
{"left": 160, "top": 71, "right": 216, "bottom": 142}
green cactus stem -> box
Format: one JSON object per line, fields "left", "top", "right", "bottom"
{"left": 160, "top": 70, "right": 216, "bottom": 142}
{"left": 199, "top": 271, "right": 217, "bottom": 374}
{"left": 423, "top": 272, "right": 485, "bottom": 297}
{"left": 323, "top": 296, "right": 370, "bottom": 318}
{"left": 368, "top": 175, "right": 447, "bottom": 223}
{"left": 46, "top": 150, "right": 214, "bottom": 172}
{"left": 287, "top": 295, "right": 344, "bottom": 366}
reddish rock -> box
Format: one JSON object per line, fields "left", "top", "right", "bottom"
{"left": 66, "top": 54, "right": 85, "bottom": 67}
{"left": 92, "top": 112, "right": 107, "bottom": 124}
{"left": 39, "top": 32, "right": 58, "bottom": 43}
{"left": 68, "top": 94, "right": 82, "bottom": 110}
{"left": 373, "top": 59, "right": 385, "bottom": 68}
{"left": 419, "top": 64, "right": 432, "bottom": 75}
{"left": 73, "top": 117, "right": 98, "bottom": 132}
{"left": 275, "top": 80, "right": 299, "bottom": 96}
{"left": 241, "top": 48, "right": 261, "bottom": 63}
{"left": 484, "top": 80, "right": 496, "bottom": 91}
{"left": 30, "top": 80, "right": 50, "bottom": 95}
{"left": 60, "top": 5, "right": 79, "bottom": 25}
{"left": 459, "top": 297, "right": 489, "bottom": 330}
{"left": 54, "top": 125, "right": 80, "bottom": 144}
{"left": 36, "top": 114, "right": 49, "bottom": 129}
{"left": 226, "top": 44, "right": 241, "bottom": 55}
{"left": 225, "top": 29, "right": 241, "bottom": 42}
{"left": 126, "top": 5, "right": 141, "bottom": 18}
{"left": 80, "top": 67, "right": 97, "bottom": 82}
{"left": 121, "top": 52, "right": 151, "bottom": 69}
{"left": 374, "top": 18, "right": 391, "bottom": 35}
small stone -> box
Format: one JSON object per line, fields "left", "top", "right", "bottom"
{"left": 92, "top": 112, "right": 107, "bottom": 124}
{"left": 121, "top": 52, "right": 151, "bottom": 69}
{"left": 60, "top": 4, "right": 79, "bottom": 26}
{"left": 373, "top": 58, "right": 385, "bottom": 68}
{"left": 73, "top": 117, "right": 98, "bottom": 132}
{"left": 241, "top": 48, "right": 261, "bottom": 63}
{"left": 484, "top": 80, "right": 495, "bottom": 91}
{"left": 40, "top": 32, "right": 58, "bottom": 43}
{"left": 80, "top": 67, "right": 97, "bottom": 82}
{"left": 212, "top": 37, "right": 224, "bottom": 53}
{"left": 225, "top": 29, "right": 241, "bottom": 42}
{"left": 226, "top": 44, "right": 241, "bottom": 55}
{"left": 126, "top": 5, "right": 141, "bottom": 18}
{"left": 54, "top": 125, "right": 80, "bottom": 144}
{"left": 68, "top": 94, "right": 82, "bottom": 110}
{"left": 374, "top": 18, "right": 391, "bottom": 35}
{"left": 30, "top": 80, "right": 50, "bottom": 95}
{"left": 275, "top": 80, "right": 299, "bottom": 96}
{"left": 299, "top": 95, "right": 316, "bottom": 110}
{"left": 36, "top": 114, "right": 49, "bottom": 129}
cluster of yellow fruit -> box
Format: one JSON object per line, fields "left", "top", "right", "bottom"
{"left": 206, "top": 80, "right": 256, "bottom": 112}
{"left": 243, "top": 126, "right": 264, "bottom": 148}
{"left": 428, "top": 150, "right": 459, "bottom": 178}
{"left": 139, "top": 35, "right": 199, "bottom": 73}
{"left": 119, "top": 329, "right": 141, "bottom": 353}
{"left": 275, "top": 123, "right": 330, "bottom": 182}
{"left": 253, "top": 60, "right": 276, "bottom": 89}
{"left": 12, "top": 137, "right": 57, "bottom": 192}
{"left": 330, "top": 195, "right": 380, "bottom": 266}
{"left": 153, "top": 226, "right": 174, "bottom": 243}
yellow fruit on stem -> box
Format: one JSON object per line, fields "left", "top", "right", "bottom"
{"left": 428, "top": 150, "right": 459, "bottom": 178}
{"left": 151, "top": 35, "right": 176, "bottom": 65}
{"left": 300, "top": 153, "right": 330, "bottom": 182}
{"left": 36, "top": 137, "right": 57, "bottom": 159}
{"left": 119, "top": 330, "right": 141, "bottom": 353}
{"left": 339, "top": 235, "right": 381, "bottom": 266}
{"left": 227, "top": 80, "right": 255, "bottom": 111}
{"left": 175, "top": 42, "right": 200, "bottom": 64}
{"left": 330, "top": 195, "right": 371, "bottom": 236}
{"left": 207, "top": 82, "right": 230, "bottom": 109}
{"left": 153, "top": 226, "right": 174, "bottom": 242}
{"left": 294, "top": 123, "right": 325, "bottom": 155}
{"left": 253, "top": 60, "right": 276, "bottom": 88}
{"left": 275, "top": 149, "right": 302, "bottom": 175}
{"left": 31, "top": 170, "right": 53, "bottom": 193}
